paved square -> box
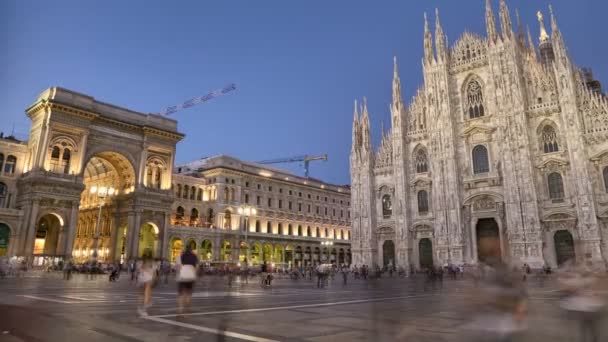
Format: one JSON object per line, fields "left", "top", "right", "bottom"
{"left": 0, "top": 272, "right": 606, "bottom": 341}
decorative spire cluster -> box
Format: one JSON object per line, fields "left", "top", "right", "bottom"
{"left": 423, "top": 12, "right": 434, "bottom": 64}
{"left": 499, "top": 0, "right": 513, "bottom": 40}
{"left": 392, "top": 56, "right": 405, "bottom": 128}
{"left": 435, "top": 8, "right": 447, "bottom": 62}
{"left": 486, "top": 0, "right": 498, "bottom": 42}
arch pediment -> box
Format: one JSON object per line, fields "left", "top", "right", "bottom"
{"left": 536, "top": 157, "right": 569, "bottom": 170}
{"left": 411, "top": 176, "right": 432, "bottom": 187}
{"left": 376, "top": 226, "right": 395, "bottom": 236}
{"left": 462, "top": 124, "right": 496, "bottom": 137}
{"left": 589, "top": 150, "right": 608, "bottom": 163}
{"left": 542, "top": 211, "right": 576, "bottom": 222}
{"left": 463, "top": 191, "right": 503, "bottom": 205}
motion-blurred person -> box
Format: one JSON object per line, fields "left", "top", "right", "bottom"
{"left": 465, "top": 261, "right": 528, "bottom": 341}
{"left": 557, "top": 261, "right": 606, "bottom": 342}
{"left": 137, "top": 250, "right": 156, "bottom": 317}
{"left": 176, "top": 245, "right": 198, "bottom": 315}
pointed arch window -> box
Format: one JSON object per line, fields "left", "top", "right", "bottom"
{"left": 278, "top": 223, "right": 283, "bottom": 235}
{"left": 50, "top": 146, "right": 61, "bottom": 173}
{"left": 417, "top": 190, "right": 429, "bottom": 214}
{"left": 176, "top": 184, "right": 182, "bottom": 198}
{"left": 190, "top": 208, "right": 199, "bottom": 225}
{"left": 382, "top": 194, "right": 392, "bottom": 218}
{"left": 548, "top": 172, "right": 565, "bottom": 201}
{"left": 190, "top": 186, "right": 196, "bottom": 200}
{"left": 297, "top": 225, "right": 302, "bottom": 236}
{"left": 307, "top": 226, "right": 311, "bottom": 237}
{"left": 415, "top": 149, "right": 428, "bottom": 173}
{"left": 472, "top": 145, "right": 490, "bottom": 174}
{"left": 183, "top": 186, "right": 189, "bottom": 199}
{"left": 466, "top": 79, "right": 485, "bottom": 119}
{"left": 541, "top": 125, "right": 559, "bottom": 153}
{"left": 255, "top": 220, "right": 261, "bottom": 233}
{"left": 224, "top": 210, "right": 232, "bottom": 229}
{"left": 603, "top": 167, "right": 608, "bottom": 193}
{"left": 267, "top": 221, "right": 272, "bottom": 233}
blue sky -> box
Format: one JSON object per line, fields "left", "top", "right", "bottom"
{"left": 1, "top": 0, "right": 606, "bottom": 185}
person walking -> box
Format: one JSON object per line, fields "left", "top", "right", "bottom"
{"left": 176, "top": 246, "right": 198, "bottom": 316}
{"left": 341, "top": 265, "right": 348, "bottom": 286}
{"left": 137, "top": 251, "right": 156, "bottom": 317}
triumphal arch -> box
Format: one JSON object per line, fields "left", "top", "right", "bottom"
{"left": 14, "top": 87, "right": 183, "bottom": 263}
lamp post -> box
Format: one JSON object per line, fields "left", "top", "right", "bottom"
{"left": 238, "top": 205, "right": 257, "bottom": 264}
{"left": 89, "top": 185, "right": 115, "bottom": 264}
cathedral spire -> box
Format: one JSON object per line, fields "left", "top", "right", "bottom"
{"left": 515, "top": 9, "right": 525, "bottom": 46}
{"left": 499, "top": 0, "right": 513, "bottom": 40}
{"left": 392, "top": 56, "right": 404, "bottom": 128}
{"left": 527, "top": 25, "right": 537, "bottom": 59}
{"left": 423, "top": 12, "right": 435, "bottom": 64}
{"left": 361, "top": 98, "right": 371, "bottom": 151}
{"left": 549, "top": 5, "right": 568, "bottom": 63}
{"left": 434, "top": 8, "right": 447, "bottom": 62}
{"left": 352, "top": 99, "right": 360, "bottom": 153}
{"left": 486, "top": 0, "right": 499, "bottom": 43}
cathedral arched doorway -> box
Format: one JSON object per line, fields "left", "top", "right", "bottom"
{"left": 34, "top": 214, "right": 63, "bottom": 256}
{"left": 419, "top": 238, "right": 433, "bottom": 269}
{"left": 382, "top": 240, "right": 395, "bottom": 267}
{"left": 476, "top": 218, "right": 501, "bottom": 264}
{"left": 138, "top": 223, "right": 159, "bottom": 257}
{"left": 0, "top": 223, "right": 10, "bottom": 256}
{"left": 554, "top": 230, "right": 575, "bottom": 266}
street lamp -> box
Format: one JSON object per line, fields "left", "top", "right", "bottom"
{"left": 238, "top": 205, "right": 257, "bottom": 264}
{"left": 89, "top": 185, "right": 116, "bottom": 264}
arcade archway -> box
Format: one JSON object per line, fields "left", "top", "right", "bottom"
{"left": 138, "top": 223, "right": 159, "bottom": 257}
{"left": 77, "top": 151, "right": 136, "bottom": 261}
{"left": 170, "top": 238, "right": 183, "bottom": 262}
{"left": 34, "top": 214, "right": 63, "bottom": 256}
{"left": 221, "top": 240, "right": 231, "bottom": 262}
{"left": 200, "top": 239, "right": 212, "bottom": 261}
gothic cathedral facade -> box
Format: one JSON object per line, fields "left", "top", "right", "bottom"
{"left": 350, "top": 1, "right": 608, "bottom": 270}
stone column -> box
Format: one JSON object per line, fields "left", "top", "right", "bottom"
{"left": 23, "top": 200, "right": 40, "bottom": 256}
{"left": 108, "top": 211, "right": 121, "bottom": 261}
{"left": 160, "top": 211, "right": 170, "bottom": 259}
{"left": 470, "top": 217, "right": 478, "bottom": 263}
{"left": 61, "top": 201, "right": 79, "bottom": 257}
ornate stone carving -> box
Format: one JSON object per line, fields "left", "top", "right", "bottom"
{"left": 473, "top": 196, "right": 496, "bottom": 211}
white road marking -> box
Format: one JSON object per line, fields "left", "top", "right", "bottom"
{"left": 143, "top": 315, "right": 279, "bottom": 342}
{"left": 18, "top": 295, "right": 75, "bottom": 304}
{"left": 150, "top": 294, "right": 429, "bottom": 318}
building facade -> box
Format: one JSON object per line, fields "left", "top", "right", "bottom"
{"left": 0, "top": 87, "right": 351, "bottom": 266}
{"left": 169, "top": 155, "right": 351, "bottom": 267}
{"left": 350, "top": 1, "right": 608, "bottom": 270}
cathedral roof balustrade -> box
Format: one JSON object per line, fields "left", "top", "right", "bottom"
{"left": 527, "top": 101, "right": 561, "bottom": 117}
{"left": 462, "top": 172, "right": 501, "bottom": 190}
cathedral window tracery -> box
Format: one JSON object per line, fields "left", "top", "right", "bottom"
{"left": 548, "top": 172, "right": 565, "bottom": 201}
{"left": 417, "top": 190, "right": 429, "bottom": 214}
{"left": 472, "top": 145, "right": 490, "bottom": 174}
{"left": 382, "top": 194, "right": 392, "bottom": 218}
{"left": 541, "top": 125, "right": 559, "bottom": 153}
{"left": 415, "top": 149, "right": 428, "bottom": 173}
{"left": 465, "top": 79, "right": 485, "bottom": 119}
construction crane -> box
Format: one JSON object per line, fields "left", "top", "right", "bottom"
{"left": 161, "top": 83, "right": 236, "bottom": 116}
{"left": 256, "top": 154, "right": 328, "bottom": 178}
